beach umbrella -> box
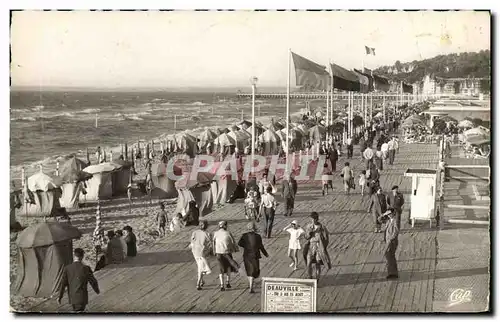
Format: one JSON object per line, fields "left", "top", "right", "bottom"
{"left": 267, "top": 122, "right": 281, "bottom": 132}
{"left": 83, "top": 162, "right": 123, "bottom": 174}
{"left": 17, "top": 221, "right": 82, "bottom": 248}
{"left": 458, "top": 119, "right": 474, "bottom": 128}
{"left": 274, "top": 120, "right": 286, "bottom": 130}
{"left": 239, "top": 120, "right": 252, "bottom": 129}
{"left": 439, "top": 115, "right": 458, "bottom": 123}
{"left": 198, "top": 128, "right": 218, "bottom": 147}
{"left": 308, "top": 125, "right": 326, "bottom": 142}
{"left": 27, "top": 172, "right": 62, "bottom": 192}
{"left": 215, "top": 133, "right": 237, "bottom": 147}
{"left": 466, "top": 137, "right": 490, "bottom": 145}
{"left": 464, "top": 127, "right": 490, "bottom": 144}
{"left": 58, "top": 157, "right": 93, "bottom": 183}
{"left": 215, "top": 127, "right": 225, "bottom": 135}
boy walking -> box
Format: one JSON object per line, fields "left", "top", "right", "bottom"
{"left": 156, "top": 202, "right": 168, "bottom": 237}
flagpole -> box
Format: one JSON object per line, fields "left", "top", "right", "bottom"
{"left": 370, "top": 92, "right": 373, "bottom": 123}
{"left": 326, "top": 88, "right": 329, "bottom": 141}
{"left": 383, "top": 92, "right": 386, "bottom": 122}
{"left": 286, "top": 49, "right": 291, "bottom": 174}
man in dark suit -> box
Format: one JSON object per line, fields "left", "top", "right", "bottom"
{"left": 368, "top": 187, "right": 387, "bottom": 233}
{"left": 58, "top": 248, "right": 100, "bottom": 312}
{"left": 282, "top": 174, "right": 298, "bottom": 217}
{"left": 380, "top": 208, "right": 399, "bottom": 279}
{"left": 386, "top": 185, "right": 406, "bottom": 229}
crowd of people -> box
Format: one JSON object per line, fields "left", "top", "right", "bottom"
{"left": 56, "top": 104, "right": 429, "bottom": 311}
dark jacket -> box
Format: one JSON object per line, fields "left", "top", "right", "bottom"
{"left": 238, "top": 232, "right": 268, "bottom": 259}
{"left": 386, "top": 192, "right": 405, "bottom": 210}
{"left": 58, "top": 261, "right": 100, "bottom": 305}
{"left": 282, "top": 179, "right": 297, "bottom": 200}
{"left": 368, "top": 193, "right": 388, "bottom": 216}
{"left": 125, "top": 232, "right": 137, "bottom": 257}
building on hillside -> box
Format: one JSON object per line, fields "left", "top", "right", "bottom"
{"left": 421, "top": 75, "right": 490, "bottom": 97}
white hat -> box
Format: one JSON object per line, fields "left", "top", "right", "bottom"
{"left": 291, "top": 220, "right": 298, "bottom": 225}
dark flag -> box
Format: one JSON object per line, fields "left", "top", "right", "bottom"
{"left": 291, "top": 52, "right": 330, "bottom": 91}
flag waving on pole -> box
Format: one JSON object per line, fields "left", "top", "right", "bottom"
{"left": 291, "top": 52, "right": 330, "bottom": 91}
{"left": 365, "top": 46, "right": 376, "bottom": 56}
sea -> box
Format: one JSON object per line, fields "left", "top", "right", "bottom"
{"left": 10, "top": 90, "right": 337, "bottom": 184}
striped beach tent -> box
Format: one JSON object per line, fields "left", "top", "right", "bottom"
{"left": 259, "top": 129, "right": 282, "bottom": 156}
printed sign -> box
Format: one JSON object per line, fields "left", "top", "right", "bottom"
{"left": 261, "top": 277, "right": 317, "bottom": 312}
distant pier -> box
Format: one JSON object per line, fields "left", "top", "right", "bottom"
{"left": 236, "top": 92, "right": 405, "bottom": 100}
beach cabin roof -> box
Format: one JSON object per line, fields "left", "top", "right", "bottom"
{"left": 27, "top": 172, "right": 62, "bottom": 192}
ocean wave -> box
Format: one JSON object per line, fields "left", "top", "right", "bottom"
{"left": 190, "top": 101, "right": 208, "bottom": 106}
{"left": 113, "top": 112, "right": 148, "bottom": 121}
{"left": 32, "top": 105, "right": 45, "bottom": 111}
{"left": 80, "top": 108, "right": 101, "bottom": 114}
{"left": 160, "top": 102, "right": 173, "bottom": 106}
{"left": 11, "top": 108, "right": 31, "bottom": 113}
{"left": 11, "top": 116, "right": 37, "bottom": 122}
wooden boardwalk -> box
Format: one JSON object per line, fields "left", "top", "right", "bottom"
{"left": 32, "top": 143, "right": 441, "bottom": 313}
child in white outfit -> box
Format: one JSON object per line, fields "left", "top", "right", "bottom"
{"left": 283, "top": 220, "right": 305, "bottom": 270}
{"left": 359, "top": 170, "right": 367, "bottom": 196}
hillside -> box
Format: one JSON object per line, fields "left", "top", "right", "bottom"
{"left": 373, "top": 50, "right": 490, "bottom": 84}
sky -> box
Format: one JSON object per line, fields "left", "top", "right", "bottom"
{"left": 10, "top": 10, "right": 490, "bottom": 88}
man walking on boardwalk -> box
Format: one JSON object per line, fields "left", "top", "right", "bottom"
{"left": 282, "top": 173, "right": 297, "bottom": 217}
{"left": 380, "top": 209, "right": 399, "bottom": 279}
{"left": 368, "top": 187, "right": 388, "bottom": 233}
{"left": 346, "top": 136, "right": 353, "bottom": 159}
{"left": 388, "top": 137, "right": 396, "bottom": 165}
{"left": 58, "top": 248, "right": 100, "bottom": 312}
{"left": 386, "top": 185, "right": 405, "bottom": 229}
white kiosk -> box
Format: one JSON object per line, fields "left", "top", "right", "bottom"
{"left": 404, "top": 168, "right": 437, "bottom": 228}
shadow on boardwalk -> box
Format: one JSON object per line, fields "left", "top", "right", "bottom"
{"left": 30, "top": 142, "right": 456, "bottom": 313}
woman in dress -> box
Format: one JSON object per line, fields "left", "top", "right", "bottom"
{"left": 238, "top": 222, "right": 268, "bottom": 293}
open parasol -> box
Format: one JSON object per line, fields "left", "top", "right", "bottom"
{"left": 17, "top": 221, "right": 82, "bottom": 248}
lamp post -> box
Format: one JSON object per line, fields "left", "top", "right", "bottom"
{"left": 250, "top": 76, "right": 258, "bottom": 168}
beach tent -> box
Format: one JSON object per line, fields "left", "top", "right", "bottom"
{"left": 22, "top": 172, "right": 62, "bottom": 217}
{"left": 198, "top": 128, "right": 218, "bottom": 150}
{"left": 175, "top": 172, "right": 215, "bottom": 216}
{"left": 277, "top": 128, "right": 304, "bottom": 150}
{"left": 58, "top": 157, "right": 92, "bottom": 210}
{"left": 259, "top": 129, "right": 282, "bottom": 156}
{"left": 245, "top": 124, "right": 265, "bottom": 137}
{"left": 110, "top": 160, "right": 133, "bottom": 196}
{"left": 80, "top": 162, "right": 128, "bottom": 201}
{"left": 214, "top": 133, "right": 237, "bottom": 156}
{"left": 14, "top": 222, "right": 81, "bottom": 298}
{"left": 174, "top": 133, "right": 197, "bottom": 157}
{"left": 227, "top": 130, "right": 251, "bottom": 151}
{"left": 308, "top": 125, "right": 326, "bottom": 143}
{"left": 149, "top": 162, "right": 182, "bottom": 199}
{"left": 458, "top": 119, "right": 474, "bottom": 128}
{"left": 209, "top": 162, "right": 239, "bottom": 205}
